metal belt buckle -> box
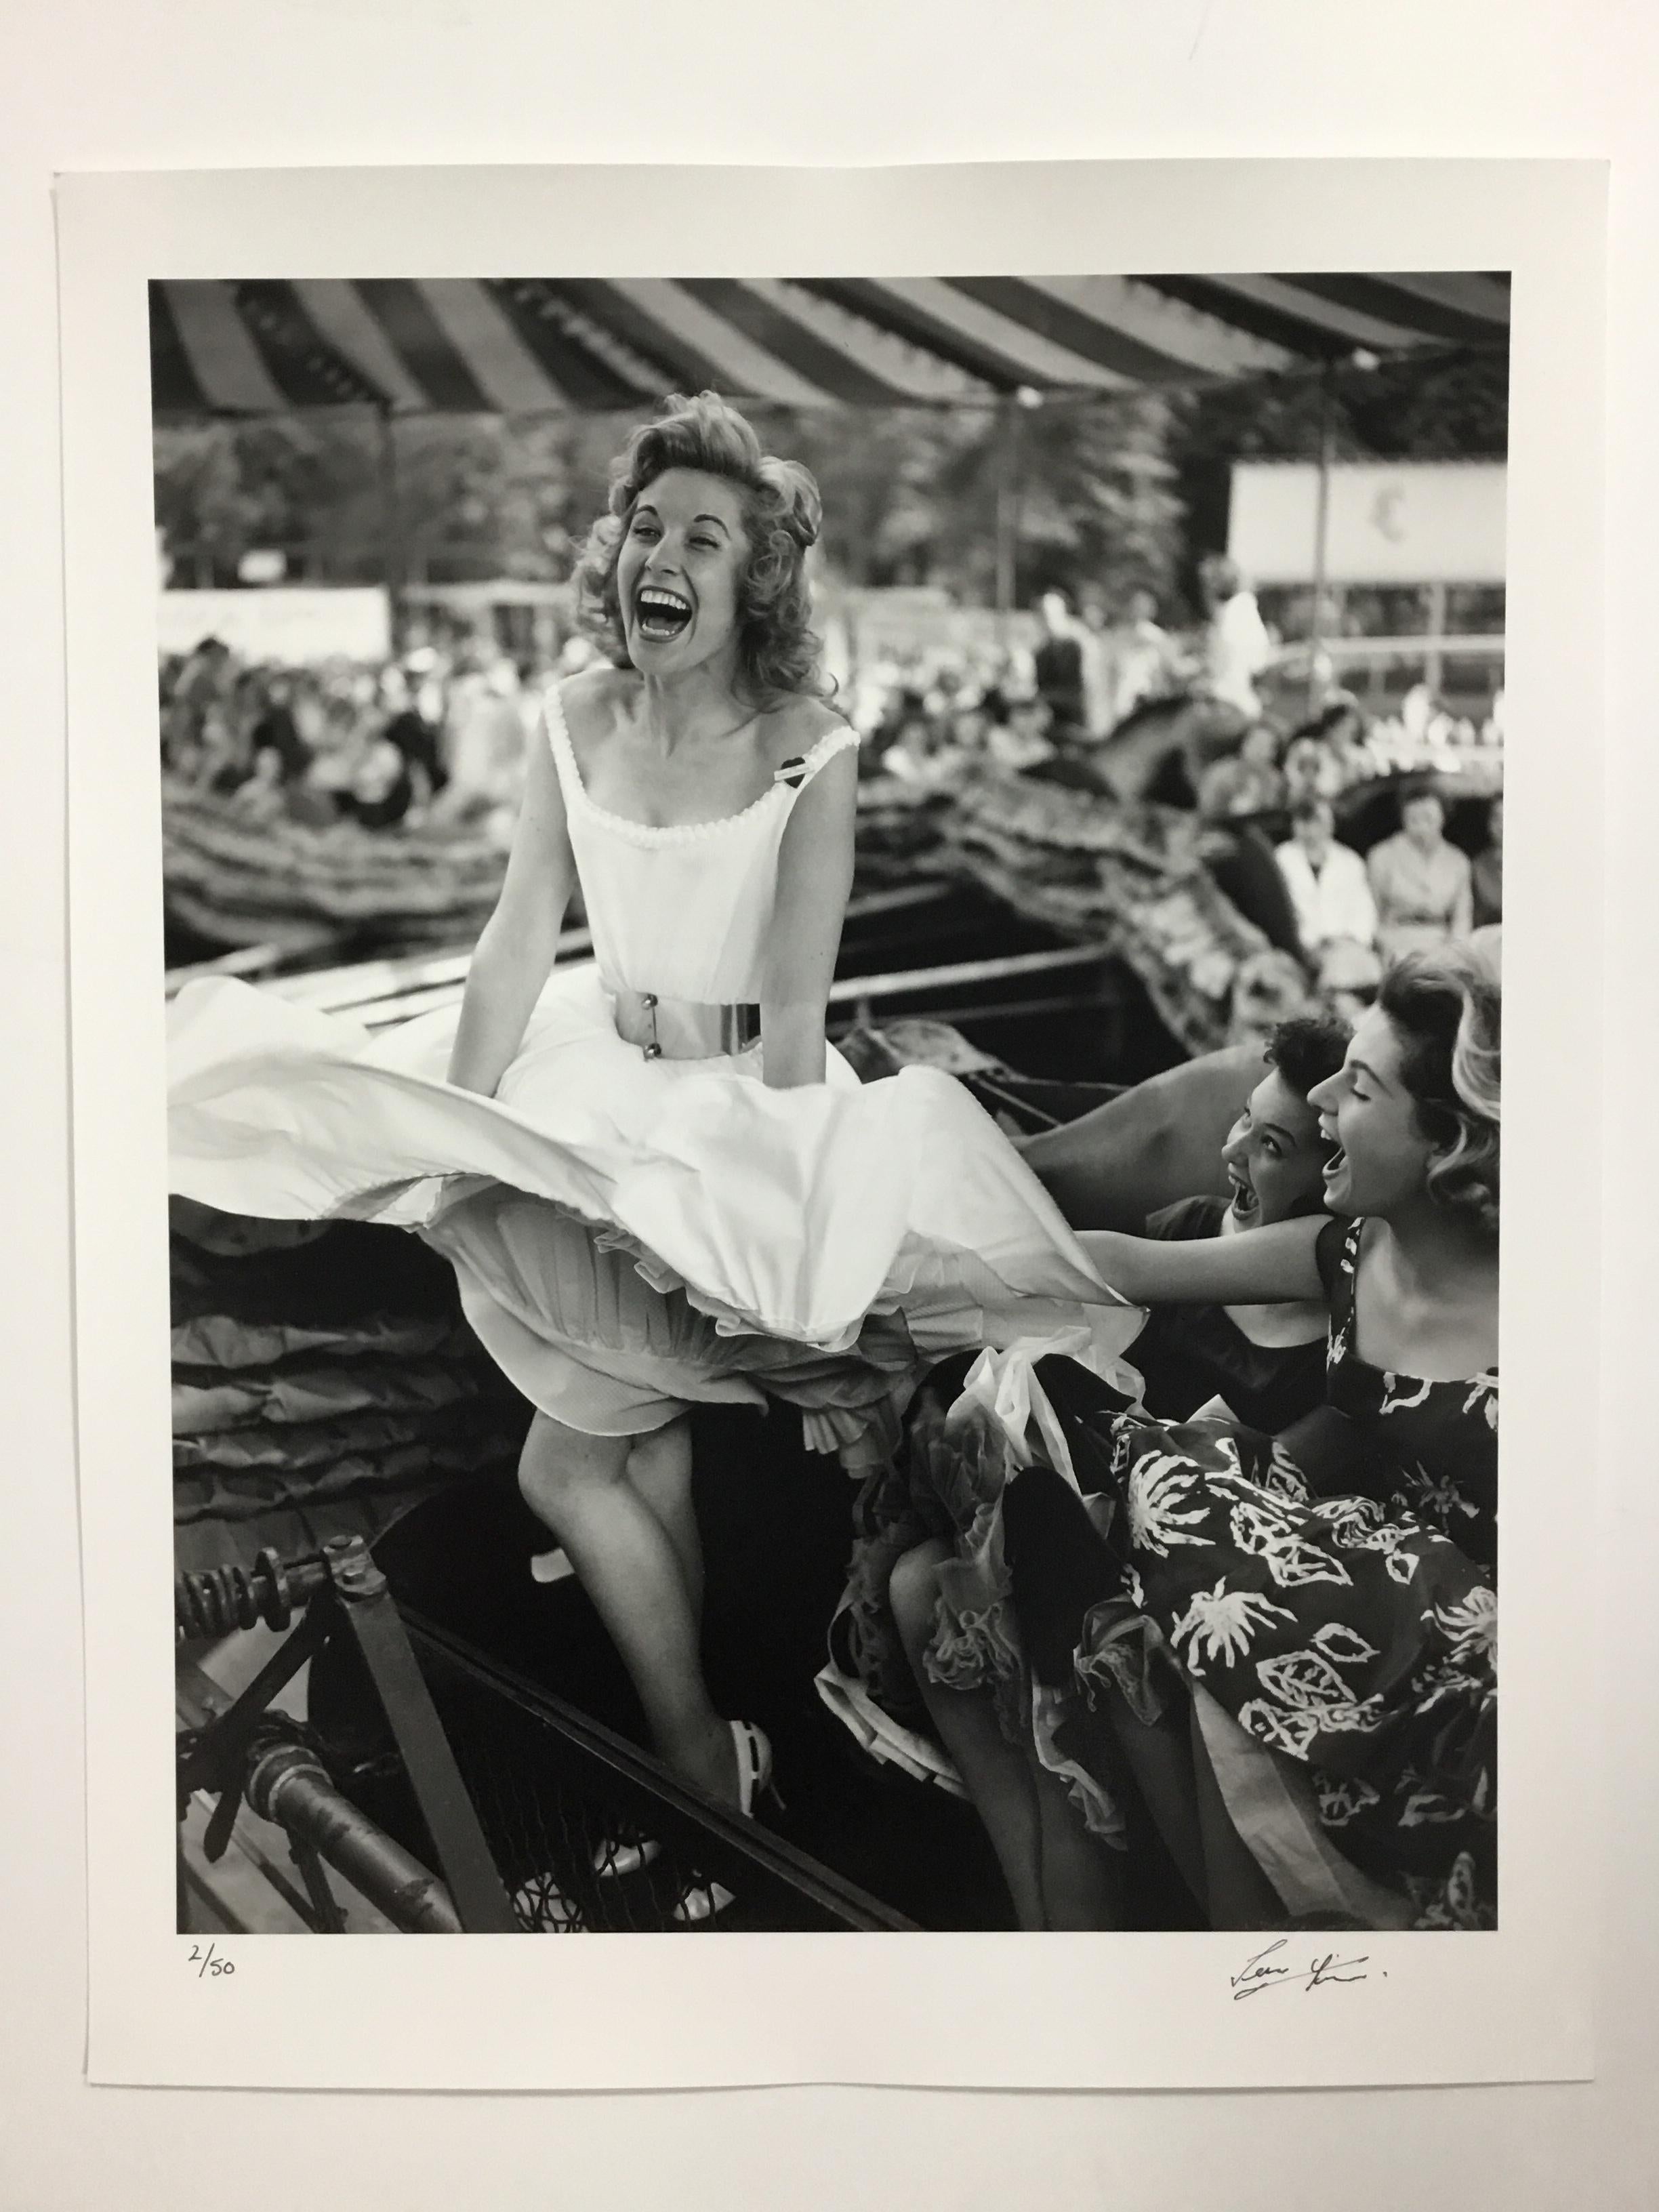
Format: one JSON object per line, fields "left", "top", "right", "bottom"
{"left": 721, "top": 1004, "right": 761, "bottom": 1054}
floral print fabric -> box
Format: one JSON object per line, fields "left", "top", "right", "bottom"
{"left": 841, "top": 1218, "right": 1499, "bottom": 1928}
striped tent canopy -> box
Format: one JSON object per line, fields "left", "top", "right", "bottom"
{"left": 150, "top": 273, "right": 1510, "bottom": 417}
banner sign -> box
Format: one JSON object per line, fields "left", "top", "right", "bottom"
{"left": 156, "top": 587, "right": 393, "bottom": 663}
{"left": 1229, "top": 462, "right": 1507, "bottom": 585}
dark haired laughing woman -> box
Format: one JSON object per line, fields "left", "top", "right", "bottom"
{"left": 883, "top": 948, "right": 1498, "bottom": 1931}
{"left": 167, "top": 394, "right": 1144, "bottom": 1918}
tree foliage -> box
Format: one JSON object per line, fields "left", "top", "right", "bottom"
{"left": 154, "top": 343, "right": 1508, "bottom": 606}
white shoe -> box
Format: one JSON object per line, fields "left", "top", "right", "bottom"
{"left": 729, "top": 1717, "right": 779, "bottom": 1819}
{"left": 511, "top": 1869, "right": 586, "bottom": 1932}
{"left": 592, "top": 1832, "right": 662, "bottom": 1880}
{"left": 669, "top": 1721, "right": 777, "bottom": 1927}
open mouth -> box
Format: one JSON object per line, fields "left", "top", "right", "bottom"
{"left": 634, "top": 586, "right": 693, "bottom": 644}
{"left": 1226, "top": 1169, "right": 1258, "bottom": 1222}
{"left": 1320, "top": 1125, "right": 1347, "bottom": 1187}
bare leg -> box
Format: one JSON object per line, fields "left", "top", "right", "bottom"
{"left": 889, "top": 1541, "right": 1046, "bottom": 1931}
{"left": 623, "top": 1416, "right": 702, "bottom": 1626}
{"left": 518, "top": 1414, "right": 735, "bottom": 1803}
{"left": 1106, "top": 1689, "right": 1209, "bottom": 1907}
{"left": 1026, "top": 1750, "right": 1121, "bottom": 1931}
{"left": 1188, "top": 1698, "right": 1283, "bottom": 1929}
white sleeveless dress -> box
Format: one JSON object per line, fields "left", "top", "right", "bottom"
{"left": 167, "top": 684, "right": 1144, "bottom": 1465}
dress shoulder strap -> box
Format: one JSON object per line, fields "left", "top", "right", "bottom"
{"left": 773, "top": 722, "right": 859, "bottom": 792}
{"left": 1315, "top": 1214, "right": 1357, "bottom": 1309}
{"left": 541, "top": 680, "right": 585, "bottom": 804}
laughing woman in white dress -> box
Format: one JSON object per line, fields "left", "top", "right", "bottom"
{"left": 168, "top": 394, "right": 1143, "bottom": 1835}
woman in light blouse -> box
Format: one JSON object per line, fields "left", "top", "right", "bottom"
{"left": 1366, "top": 784, "right": 1473, "bottom": 962}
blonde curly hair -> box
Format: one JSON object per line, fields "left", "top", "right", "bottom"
{"left": 573, "top": 391, "right": 832, "bottom": 710}
{"left": 1377, "top": 944, "right": 1500, "bottom": 1240}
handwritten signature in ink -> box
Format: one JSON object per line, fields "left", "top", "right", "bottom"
{"left": 1229, "top": 1938, "right": 1375, "bottom": 2001}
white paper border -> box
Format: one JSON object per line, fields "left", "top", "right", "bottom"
{"left": 58, "top": 156, "right": 1602, "bottom": 2091}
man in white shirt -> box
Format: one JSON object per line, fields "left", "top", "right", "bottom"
{"left": 1197, "top": 554, "right": 1275, "bottom": 720}
{"left": 1275, "top": 796, "right": 1378, "bottom": 961}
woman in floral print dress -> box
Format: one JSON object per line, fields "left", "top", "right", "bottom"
{"left": 882, "top": 944, "right": 1498, "bottom": 1931}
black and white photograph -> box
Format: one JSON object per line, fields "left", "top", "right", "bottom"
{"left": 158, "top": 266, "right": 1507, "bottom": 1946}
{"left": 10, "top": 0, "right": 1651, "bottom": 2181}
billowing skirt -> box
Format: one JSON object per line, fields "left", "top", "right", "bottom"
{"left": 167, "top": 965, "right": 1146, "bottom": 1458}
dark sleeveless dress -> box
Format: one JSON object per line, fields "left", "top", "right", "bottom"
{"left": 899, "top": 1214, "right": 1498, "bottom": 1929}
{"left": 1134, "top": 1197, "right": 1329, "bottom": 1434}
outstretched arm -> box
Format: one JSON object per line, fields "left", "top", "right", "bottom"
{"left": 761, "top": 741, "right": 857, "bottom": 1088}
{"left": 447, "top": 705, "right": 575, "bottom": 1097}
{"left": 1019, "top": 1044, "right": 1260, "bottom": 1230}
{"left": 1079, "top": 1213, "right": 1326, "bottom": 1307}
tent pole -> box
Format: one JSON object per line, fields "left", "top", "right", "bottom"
{"left": 375, "top": 405, "right": 405, "bottom": 655}
{"left": 1425, "top": 579, "right": 1448, "bottom": 699}
{"left": 1307, "top": 361, "right": 1336, "bottom": 714}
{"left": 994, "top": 396, "right": 1021, "bottom": 634}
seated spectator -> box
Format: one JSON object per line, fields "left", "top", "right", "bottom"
{"left": 1274, "top": 796, "right": 1378, "bottom": 960}
{"left": 1472, "top": 795, "right": 1503, "bottom": 927}
{"left": 193, "top": 703, "right": 248, "bottom": 797}
{"left": 226, "top": 745, "right": 289, "bottom": 825}
{"left": 1367, "top": 783, "right": 1473, "bottom": 962}
{"left": 307, "top": 698, "right": 414, "bottom": 830}
{"left": 1316, "top": 933, "right": 1385, "bottom": 1027}
{"left": 880, "top": 706, "right": 954, "bottom": 787}
{"left": 985, "top": 690, "right": 1056, "bottom": 773}
{"left": 336, "top": 731, "right": 415, "bottom": 830}
{"left": 1282, "top": 732, "right": 1346, "bottom": 806}
{"left": 1195, "top": 722, "right": 1286, "bottom": 822}
{"left": 249, "top": 672, "right": 310, "bottom": 785}
{"left": 949, "top": 697, "right": 992, "bottom": 757}
{"left": 380, "top": 666, "right": 449, "bottom": 802}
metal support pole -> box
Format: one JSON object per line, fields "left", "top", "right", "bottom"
{"left": 376, "top": 404, "right": 405, "bottom": 655}
{"left": 324, "top": 1538, "right": 518, "bottom": 1933}
{"left": 994, "top": 397, "right": 1023, "bottom": 631}
{"left": 178, "top": 1600, "right": 332, "bottom": 1858}
{"left": 286, "top": 1834, "right": 348, "bottom": 1935}
{"left": 1307, "top": 361, "right": 1337, "bottom": 714}
{"left": 1425, "top": 579, "right": 1448, "bottom": 699}
{"left": 245, "top": 1734, "right": 460, "bottom": 1933}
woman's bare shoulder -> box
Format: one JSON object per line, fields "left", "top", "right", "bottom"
{"left": 761, "top": 693, "right": 852, "bottom": 766}
{"left": 556, "top": 662, "right": 636, "bottom": 743}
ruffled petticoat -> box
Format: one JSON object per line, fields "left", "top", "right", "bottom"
{"left": 819, "top": 1347, "right": 1133, "bottom": 1849}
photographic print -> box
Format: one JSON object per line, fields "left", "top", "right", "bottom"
{"left": 60, "top": 161, "right": 1600, "bottom": 2090}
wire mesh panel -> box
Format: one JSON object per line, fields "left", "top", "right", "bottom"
{"left": 312, "top": 1611, "right": 916, "bottom": 1935}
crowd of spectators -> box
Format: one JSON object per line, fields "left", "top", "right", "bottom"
{"left": 159, "top": 632, "right": 606, "bottom": 845}
{"left": 846, "top": 569, "right": 1502, "bottom": 1021}
{"left": 161, "top": 570, "right": 1501, "bottom": 1009}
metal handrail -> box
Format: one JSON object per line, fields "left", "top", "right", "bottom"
{"left": 169, "top": 882, "right": 960, "bottom": 1010}
{"left": 1274, "top": 632, "right": 1505, "bottom": 662}
{"left": 346, "top": 941, "right": 1115, "bottom": 1035}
